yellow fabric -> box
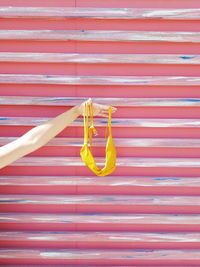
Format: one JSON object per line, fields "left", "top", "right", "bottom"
{"left": 80, "top": 102, "right": 116, "bottom": 176}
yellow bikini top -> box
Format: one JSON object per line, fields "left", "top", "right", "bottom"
{"left": 80, "top": 102, "right": 116, "bottom": 176}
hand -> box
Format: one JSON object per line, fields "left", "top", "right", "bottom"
{"left": 78, "top": 98, "right": 117, "bottom": 117}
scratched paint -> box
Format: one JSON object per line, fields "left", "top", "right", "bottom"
{"left": 1, "top": 213, "right": 200, "bottom": 224}
{"left": 1, "top": 231, "right": 200, "bottom": 243}
{"left": 0, "top": 52, "right": 200, "bottom": 64}
{"left": 0, "top": 7, "right": 200, "bottom": 20}
{"left": 1, "top": 137, "right": 200, "bottom": 147}
{"left": 0, "top": 248, "right": 200, "bottom": 261}
{"left": 4, "top": 156, "right": 200, "bottom": 167}
{"left": 0, "top": 30, "right": 200, "bottom": 43}
{"left": 2, "top": 231, "right": 200, "bottom": 252}
{"left": 0, "top": 176, "right": 200, "bottom": 187}
{"left": 1, "top": 117, "right": 200, "bottom": 127}
{"left": 0, "top": 74, "right": 200, "bottom": 85}
{"left": 1, "top": 194, "right": 200, "bottom": 206}
{"left": 2, "top": 96, "right": 200, "bottom": 106}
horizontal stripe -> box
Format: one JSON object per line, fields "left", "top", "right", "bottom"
{"left": 0, "top": 176, "right": 199, "bottom": 187}
{"left": 1, "top": 137, "right": 200, "bottom": 147}
{"left": 1, "top": 194, "right": 200, "bottom": 205}
{"left": 1, "top": 195, "right": 200, "bottom": 216}
{"left": 1, "top": 231, "right": 200, "bottom": 243}
{"left": 1, "top": 176, "right": 200, "bottom": 196}
{"left": 0, "top": 74, "right": 200, "bottom": 85}
{"left": 1, "top": 117, "right": 200, "bottom": 127}
{"left": 2, "top": 96, "right": 200, "bottom": 107}
{"left": 1, "top": 52, "right": 199, "bottom": 64}
{"left": 0, "top": 213, "right": 199, "bottom": 225}
{"left": 0, "top": 7, "right": 200, "bottom": 20}
{"left": 7, "top": 156, "right": 200, "bottom": 167}
{"left": 0, "top": 30, "right": 200, "bottom": 43}
{"left": 1, "top": 231, "right": 200, "bottom": 249}
{"left": 0, "top": 248, "right": 200, "bottom": 264}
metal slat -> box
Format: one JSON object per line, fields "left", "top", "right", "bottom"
{"left": 1, "top": 96, "right": 200, "bottom": 106}
{"left": 2, "top": 136, "right": 200, "bottom": 159}
{"left": 0, "top": 7, "right": 200, "bottom": 20}
{"left": 0, "top": 30, "right": 200, "bottom": 43}
{"left": 1, "top": 117, "right": 200, "bottom": 127}
{"left": 1, "top": 194, "right": 200, "bottom": 214}
{"left": 1, "top": 194, "right": 200, "bottom": 205}
{"left": 3, "top": 156, "right": 199, "bottom": 177}
{"left": 0, "top": 74, "right": 200, "bottom": 85}
{"left": 0, "top": 248, "right": 200, "bottom": 265}
{"left": 1, "top": 213, "right": 200, "bottom": 232}
{"left": 1, "top": 175, "right": 200, "bottom": 187}
{"left": 5, "top": 156, "right": 200, "bottom": 167}
{"left": 1, "top": 137, "right": 200, "bottom": 147}
{"left": 1, "top": 176, "right": 200, "bottom": 195}
{"left": 0, "top": 52, "right": 200, "bottom": 64}
{"left": 1, "top": 231, "right": 200, "bottom": 249}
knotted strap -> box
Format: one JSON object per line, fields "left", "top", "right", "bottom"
{"left": 88, "top": 103, "right": 98, "bottom": 148}
{"left": 83, "top": 102, "right": 98, "bottom": 147}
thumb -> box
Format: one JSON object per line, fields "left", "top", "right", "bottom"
{"left": 87, "top": 98, "right": 92, "bottom": 104}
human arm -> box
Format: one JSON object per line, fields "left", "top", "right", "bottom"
{"left": 0, "top": 98, "right": 117, "bottom": 169}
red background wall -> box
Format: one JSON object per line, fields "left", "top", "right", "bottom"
{"left": 0, "top": 0, "right": 200, "bottom": 265}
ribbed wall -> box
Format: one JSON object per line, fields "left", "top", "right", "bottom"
{"left": 0, "top": 0, "right": 200, "bottom": 265}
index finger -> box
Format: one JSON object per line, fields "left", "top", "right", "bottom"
{"left": 101, "top": 104, "right": 117, "bottom": 111}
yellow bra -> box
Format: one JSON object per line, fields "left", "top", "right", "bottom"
{"left": 80, "top": 102, "right": 116, "bottom": 176}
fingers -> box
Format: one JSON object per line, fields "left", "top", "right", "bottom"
{"left": 84, "top": 98, "right": 92, "bottom": 107}
{"left": 98, "top": 113, "right": 109, "bottom": 118}
{"left": 96, "top": 103, "right": 117, "bottom": 111}
{"left": 100, "top": 106, "right": 117, "bottom": 113}
{"left": 83, "top": 98, "right": 117, "bottom": 115}
{"left": 106, "top": 106, "right": 117, "bottom": 112}
{"left": 98, "top": 109, "right": 116, "bottom": 117}
{"left": 87, "top": 98, "right": 92, "bottom": 104}
{"left": 112, "top": 107, "right": 117, "bottom": 112}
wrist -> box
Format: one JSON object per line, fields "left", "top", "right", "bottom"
{"left": 73, "top": 105, "right": 81, "bottom": 117}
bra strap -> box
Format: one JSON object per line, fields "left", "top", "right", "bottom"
{"left": 84, "top": 102, "right": 111, "bottom": 146}
{"left": 105, "top": 106, "right": 112, "bottom": 139}
{"left": 108, "top": 106, "right": 112, "bottom": 136}
{"left": 89, "top": 103, "right": 97, "bottom": 147}
{"left": 83, "top": 102, "right": 89, "bottom": 145}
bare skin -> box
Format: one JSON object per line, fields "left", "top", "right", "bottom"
{"left": 0, "top": 98, "right": 117, "bottom": 169}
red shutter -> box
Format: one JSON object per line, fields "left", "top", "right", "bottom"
{"left": 0, "top": 0, "right": 200, "bottom": 265}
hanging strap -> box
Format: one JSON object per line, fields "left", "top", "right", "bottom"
{"left": 84, "top": 102, "right": 112, "bottom": 146}
{"left": 83, "top": 102, "right": 89, "bottom": 145}
{"left": 88, "top": 103, "right": 97, "bottom": 147}
{"left": 105, "top": 106, "right": 112, "bottom": 139}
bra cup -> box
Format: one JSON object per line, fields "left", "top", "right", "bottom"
{"left": 80, "top": 138, "right": 116, "bottom": 176}
{"left": 80, "top": 144, "right": 99, "bottom": 171}
{"left": 98, "top": 135, "right": 116, "bottom": 176}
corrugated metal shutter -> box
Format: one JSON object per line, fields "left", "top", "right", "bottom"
{"left": 0, "top": 0, "right": 200, "bottom": 265}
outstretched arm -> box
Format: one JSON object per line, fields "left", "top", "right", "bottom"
{"left": 0, "top": 98, "right": 117, "bottom": 169}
